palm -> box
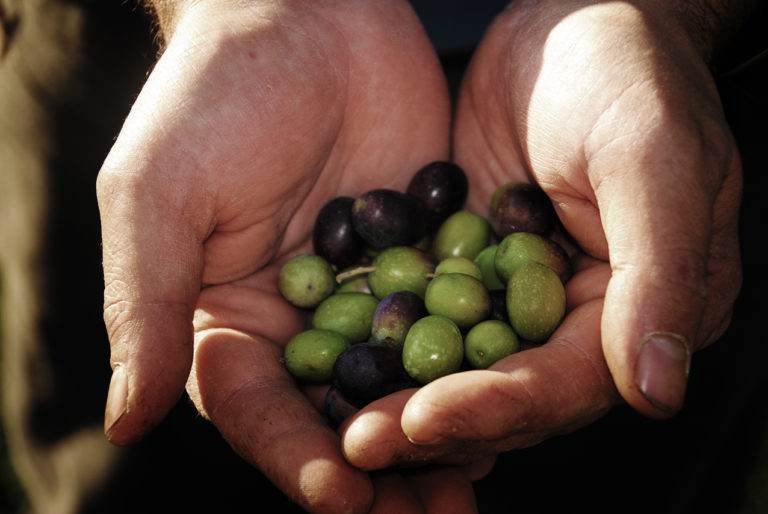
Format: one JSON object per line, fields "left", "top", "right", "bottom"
{"left": 186, "top": 0, "right": 452, "bottom": 485}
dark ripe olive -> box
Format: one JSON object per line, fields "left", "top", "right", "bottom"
{"left": 371, "top": 291, "right": 428, "bottom": 347}
{"left": 489, "top": 182, "right": 557, "bottom": 238}
{"left": 313, "top": 197, "right": 366, "bottom": 269}
{"left": 351, "top": 189, "right": 426, "bottom": 249}
{"left": 324, "top": 386, "right": 360, "bottom": 428}
{"left": 406, "top": 161, "right": 469, "bottom": 231}
{"left": 331, "top": 342, "right": 418, "bottom": 409}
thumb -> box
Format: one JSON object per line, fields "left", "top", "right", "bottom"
{"left": 97, "top": 160, "right": 204, "bottom": 445}
{"left": 592, "top": 124, "right": 738, "bottom": 418}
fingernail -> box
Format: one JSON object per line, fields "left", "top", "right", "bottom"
{"left": 406, "top": 423, "right": 457, "bottom": 446}
{"left": 635, "top": 332, "right": 691, "bottom": 413}
{"left": 104, "top": 364, "right": 128, "bottom": 436}
{"left": 406, "top": 434, "right": 446, "bottom": 446}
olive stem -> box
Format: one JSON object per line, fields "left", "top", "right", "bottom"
{"left": 336, "top": 265, "right": 377, "bottom": 283}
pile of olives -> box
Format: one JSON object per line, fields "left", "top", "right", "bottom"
{"left": 278, "top": 161, "right": 571, "bottom": 426}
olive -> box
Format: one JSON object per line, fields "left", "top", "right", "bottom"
{"left": 402, "top": 315, "right": 464, "bottom": 384}
{"left": 431, "top": 210, "right": 491, "bottom": 262}
{"left": 406, "top": 161, "right": 469, "bottom": 231}
{"left": 351, "top": 189, "right": 425, "bottom": 249}
{"left": 371, "top": 291, "right": 428, "bottom": 347}
{"left": 283, "top": 329, "right": 350, "bottom": 383}
{"left": 506, "top": 261, "right": 566, "bottom": 342}
{"left": 434, "top": 256, "right": 484, "bottom": 281}
{"left": 495, "top": 232, "right": 572, "bottom": 283}
{"left": 278, "top": 254, "right": 336, "bottom": 309}
{"left": 332, "top": 342, "right": 418, "bottom": 408}
{"left": 324, "top": 386, "right": 360, "bottom": 428}
{"left": 313, "top": 196, "right": 366, "bottom": 269}
{"left": 367, "top": 246, "right": 435, "bottom": 299}
{"left": 312, "top": 292, "right": 380, "bottom": 343}
{"left": 473, "top": 245, "right": 506, "bottom": 290}
{"left": 464, "top": 319, "right": 520, "bottom": 369}
{"left": 489, "top": 181, "right": 557, "bottom": 237}
{"left": 424, "top": 273, "right": 491, "bottom": 329}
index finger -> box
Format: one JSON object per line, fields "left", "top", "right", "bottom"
{"left": 188, "top": 271, "right": 374, "bottom": 513}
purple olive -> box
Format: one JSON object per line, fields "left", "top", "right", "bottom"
{"left": 313, "top": 196, "right": 366, "bottom": 269}
{"left": 351, "top": 189, "right": 425, "bottom": 249}
{"left": 332, "top": 342, "right": 418, "bottom": 408}
{"left": 489, "top": 182, "right": 557, "bottom": 237}
{"left": 371, "top": 291, "right": 428, "bottom": 347}
{"left": 407, "top": 161, "right": 469, "bottom": 231}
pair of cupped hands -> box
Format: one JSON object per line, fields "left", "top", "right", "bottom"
{"left": 96, "top": 1, "right": 742, "bottom": 512}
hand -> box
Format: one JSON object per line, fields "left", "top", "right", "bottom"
{"left": 96, "top": 1, "right": 486, "bottom": 511}
{"left": 342, "top": 0, "right": 742, "bottom": 470}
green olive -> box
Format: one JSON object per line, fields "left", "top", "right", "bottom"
{"left": 424, "top": 273, "right": 491, "bottom": 329}
{"left": 312, "top": 292, "right": 380, "bottom": 342}
{"left": 431, "top": 210, "right": 490, "bottom": 262}
{"left": 367, "top": 246, "right": 435, "bottom": 299}
{"left": 283, "top": 329, "right": 350, "bottom": 383}
{"left": 402, "top": 315, "right": 464, "bottom": 384}
{"left": 464, "top": 320, "right": 520, "bottom": 369}
{"left": 434, "top": 256, "right": 483, "bottom": 281}
{"left": 494, "top": 232, "right": 571, "bottom": 283}
{"left": 473, "top": 245, "right": 506, "bottom": 290}
{"left": 506, "top": 262, "right": 565, "bottom": 342}
{"left": 278, "top": 254, "right": 336, "bottom": 308}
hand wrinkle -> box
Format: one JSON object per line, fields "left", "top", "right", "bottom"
{"left": 549, "top": 333, "right": 619, "bottom": 406}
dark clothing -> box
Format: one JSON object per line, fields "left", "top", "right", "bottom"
{"left": 0, "top": 1, "right": 305, "bottom": 512}
{"left": 1, "top": 1, "right": 766, "bottom": 513}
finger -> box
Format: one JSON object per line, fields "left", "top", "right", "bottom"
{"left": 341, "top": 390, "right": 455, "bottom": 470}
{"left": 404, "top": 467, "right": 479, "bottom": 514}
{"left": 189, "top": 280, "right": 373, "bottom": 514}
{"left": 400, "top": 299, "right": 618, "bottom": 450}
{"left": 192, "top": 330, "right": 374, "bottom": 514}
{"left": 461, "top": 454, "right": 497, "bottom": 482}
{"left": 590, "top": 120, "right": 742, "bottom": 417}
{"left": 369, "top": 473, "right": 423, "bottom": 514}
{"left": 97, "top": 164, "right": 204, "bottom": 445}
{"left": 369, "top": 467, "right": 481, "bottom": 514}
{"left": 341, "top": 388, "right": 494, "bottom": 471}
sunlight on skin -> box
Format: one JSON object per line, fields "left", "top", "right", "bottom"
{"left": 453, "top": 0, "right": 741, "bottom": 422}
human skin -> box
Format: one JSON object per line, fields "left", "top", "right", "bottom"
{"left": 96, "top": 1, "right": 492, "bottom": 512}
{"left": 342, "top": 0, "right": 746, "bottom": 471}
{"left": 97, "top": 0, "right": 749, "bottom": 510}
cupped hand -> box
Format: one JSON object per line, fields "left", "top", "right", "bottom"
{"left": 342, "top": 0, "right": 742, "bottom": 471}
{"left": 95, "top": 0, "right": 487, "bottom": 511}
